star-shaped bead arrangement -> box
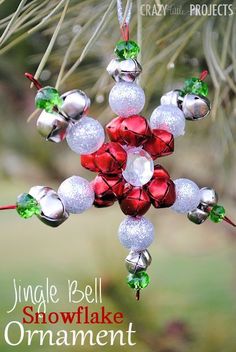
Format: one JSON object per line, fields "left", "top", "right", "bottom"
{"left": 1, "top": 24, "right": 235, "bottom": 301}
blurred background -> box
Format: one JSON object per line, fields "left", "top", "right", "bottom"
{"left": 0, "top": 0, "right": 236, "bottom": 351}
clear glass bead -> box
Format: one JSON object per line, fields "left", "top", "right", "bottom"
{"left": 122, "top": 147, "right": 154, "bottom": 186}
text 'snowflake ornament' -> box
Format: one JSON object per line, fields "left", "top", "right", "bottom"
{"left": 0, "top": 6, "right": 235, "bottom": 302}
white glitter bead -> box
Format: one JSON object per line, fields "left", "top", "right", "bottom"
{"left": 58, "top": 176, "right": 94, "bottom": 214}
{"left": 109, "top": 82, "right": 145, "bottom": 117}
{"left": 171, "top": 178, "right": 201, "bottom": 213}
{"left": 66, "top": 117, "right": 105, "bottom": 155}
{"left": 118, "top": 216, "right": 154, "bottom": 251}
{"left": 150, "top": 104, "right": 185, "bottom": 137}
{"left": 122, "top": 147, "right": 154, "bottom": 186}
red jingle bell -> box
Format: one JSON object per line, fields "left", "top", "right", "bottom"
{"left": 94, "top": 142, "right": 127, "bottom": 174}
{"left": 81, "top": 153, "right": 98, "bottom": 172}
{"left": 147, "top": 178, "right": 176, "bottom": 208}
{"left": 152, "top": 164, "right": 170, "bottom": 180}
{"left": 93, "top": 173, "right": 126, "bottom": 201}
{"left": 120, "top": 115, "right": 151, "bottom": 146}
{"left": 106, "top": 116, "right": 125, "bottom": 143}
{"left": 119, "top": 186, "right": 151, "bottom": 216}
{"left": 143, "top": 129, "right": 174, "bottom": 160}
{"left": 92, "top": 174, "right": 118, "bottom": 208}
{"left": 94, "top": 196, "right": 115, "bottom": 208}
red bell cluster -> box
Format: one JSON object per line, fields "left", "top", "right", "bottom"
{"left": 106, "top": 115, "right": 174, "bottom": 158}
{"left": 80, "top": 114, "right": 176, "bottom": 216}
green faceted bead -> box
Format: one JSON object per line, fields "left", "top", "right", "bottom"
{"left": 16, "top": 193, "right": 41, "bottom": 219}
{"left": 114, "top": 40, "right": 140, "bottom": 60}
{"left": 182, "top": 77, "right": 208, "bottom": 97}
{"left": 127, "top": 271, "right": 150, "bottom": 290}
{"left": 35, "top": 86, "right": 62, "bottom": 112}
{"left": 209, "top": 205, "right": 226, "bottom": 223}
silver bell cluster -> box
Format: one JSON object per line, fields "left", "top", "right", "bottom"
{"left": 106, "top": 58, "right": 142, "bottom": 82}
{"left": 29, "top": 186, "right": 69, "bottom": 227}
{"left": 125, "top": 249, "right": 152, "bottom": 274}
{"left": 187, "top": 187, "right": 218, "bottom": 225}
{"left": 36, "top": 89, "right": 90, "bottom": 143}
{"left": 161, "top": 89, "right": 211, "bottom": 121}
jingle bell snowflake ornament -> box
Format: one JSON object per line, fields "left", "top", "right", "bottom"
{"left": 0, "top": 0, "right": 235, "bottom": 301}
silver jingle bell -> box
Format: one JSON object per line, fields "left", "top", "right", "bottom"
{"left": 106, "top": 59, "right": 120, "bottom": 80}
{"left": 119, "top": 59, "right": 142, "bottom": 82}
{"left": 36, "top": 110, "right": 69, "bottom": 143}
{"left": 125, "top": 249, "right": 152, "bottom": 274}
{"left": 60, "top": 89, "right": 90, "bottom": 121}
{"left": 29, "top": 186, "right": 49, "bottom": 200}
{"left": 141, "top": 249, "right": 152, "bottom": 265}
{"left": 187, "top": 207, "right": 209, "bottom": 225}
{"left": 200, "top": 187, "right": 218, "bottom": 207}
{"left": 106, "top": 58, "right": 142, "bottom": 82}
{"left": 182, "top": 93, "right": 211, "bottom": 120}
{"left": 29, "top": 186, "right": 69, "bottom": 227}
{"left": 160, "top": 89, "right": 181, "bottom": 106}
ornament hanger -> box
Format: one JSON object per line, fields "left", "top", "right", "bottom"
{"left": 117, "top": 0, "right": 133, "bottom": 41}
{"left": 117, "top": 0, "right": 132, "bottom": 25}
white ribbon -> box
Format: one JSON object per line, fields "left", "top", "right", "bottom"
{"left": 117, "top": 0, "right": 132, "bottom": 25}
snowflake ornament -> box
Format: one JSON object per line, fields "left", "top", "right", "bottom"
{"left": 1, "top": 8, "right": 235, "bottom": 301}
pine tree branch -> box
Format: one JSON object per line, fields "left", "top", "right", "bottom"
{"left": 59, "top": 0, "right": 116, "bottom": 86}
{"left": 0, "top": 0, "right": 28, "bottom": 46}
{"left": 55, "top": 7, "right": 104, "bottom": 89}
{"left": 28, "top": 0, "right": 67, "bottom": 35}
{"left": 30, "top": 0, "right": 70, "bottom": 87}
